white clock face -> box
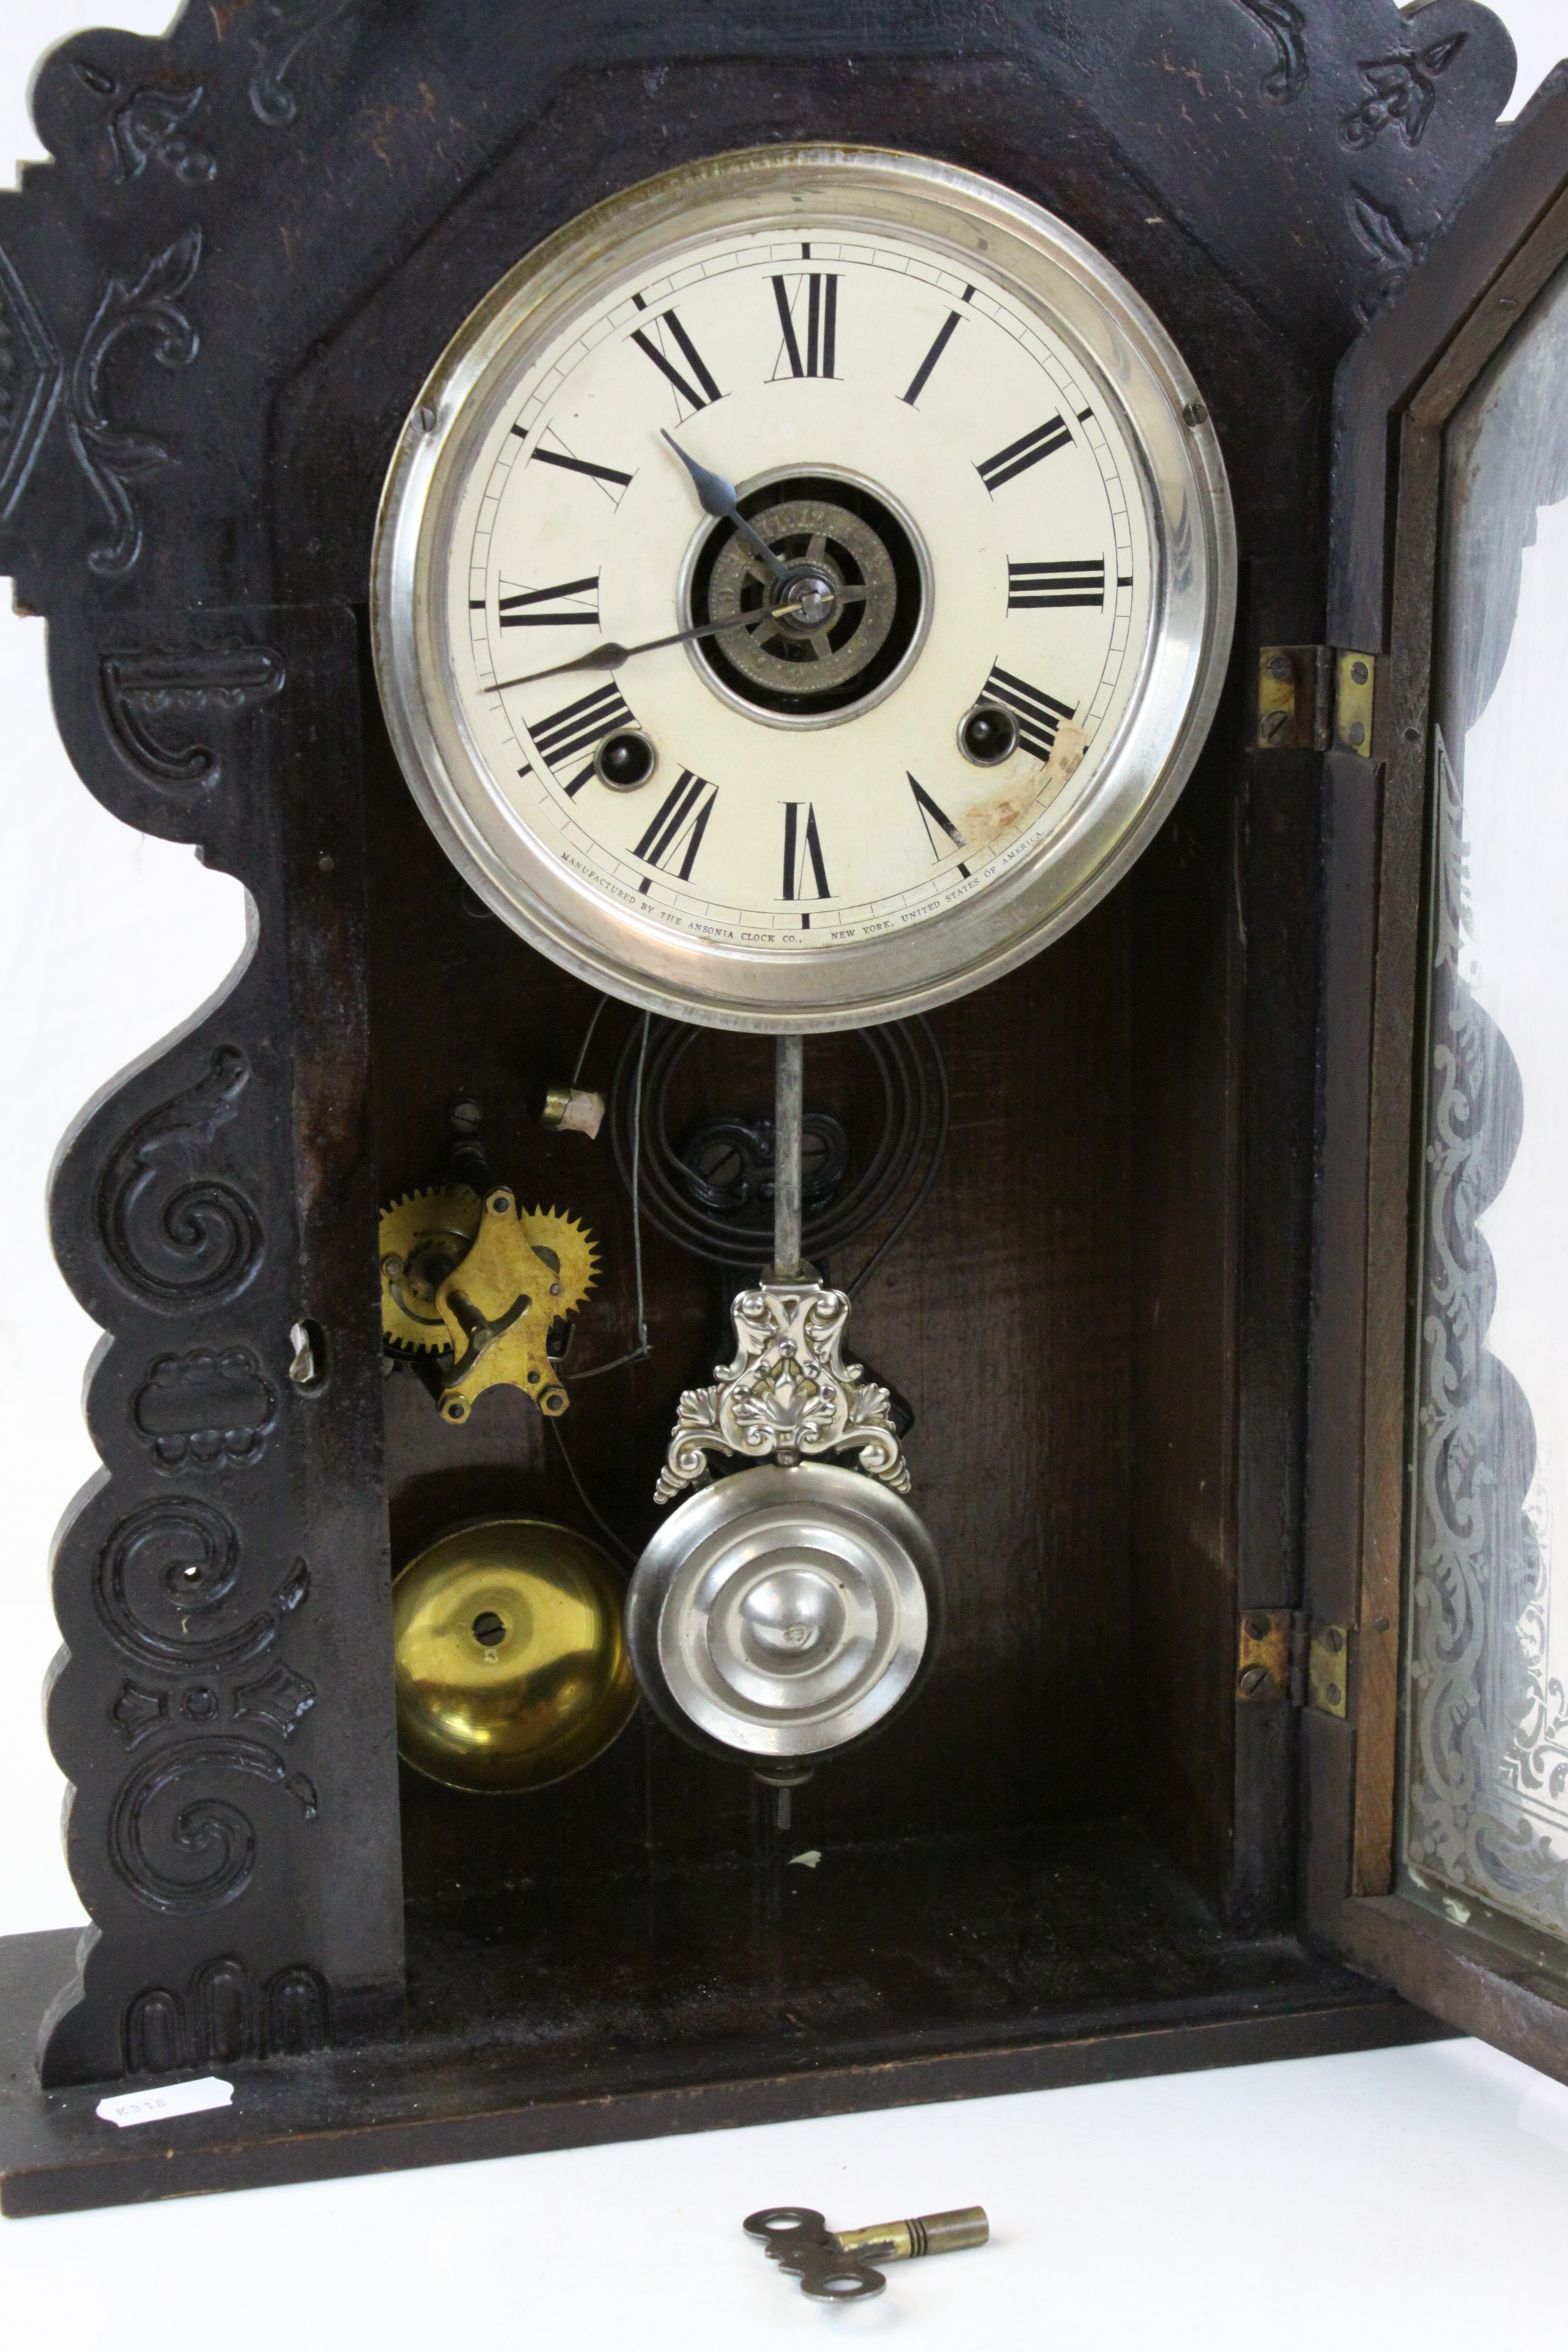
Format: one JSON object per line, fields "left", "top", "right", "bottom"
{"left": 374, "top": 148, "right": 1234, "bottom": 1031}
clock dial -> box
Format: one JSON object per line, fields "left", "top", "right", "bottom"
{"left": 374, "top": 148, "right": 1234, "bottom": 1029}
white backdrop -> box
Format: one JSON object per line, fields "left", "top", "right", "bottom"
{"left": 1, "top": 5, "right": 1565, "bottom": 2344}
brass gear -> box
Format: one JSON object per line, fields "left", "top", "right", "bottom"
{"left": 434, "top": 1193, "right": 600, "bottom": 1424}
{"left": 379, "top": 1184, "right": 482, "bottom": 1354}
{"left": 520, "top": 1206, "right": 600, "bottom": 1320}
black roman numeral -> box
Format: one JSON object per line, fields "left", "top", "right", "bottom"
{"left": 498, "top": 576, "right": 600, "bottom": 628}
{"left": 771, "top": 272, "right": 839, "bottom": 379}
{"left": 977, "top": 416, "right": 1072, "bottom": 492}
{"left": 531, "top": 683, "right": 635, "bottom": 789}
{"left": 902, "top": 310, "right": 962, "bottom": 406}
{"left": 634, "top": 771, "right": 717, "bottom": 887}
{"left": 782, "top": 802, "right": 830, "bottom": 900}
{"left": 528, "top": 436, "right": 634, "bottom": 500}
{"left": 1007, "top": 558, "right": 1106, "bottom": 610}
{"left": 631, "top": 308, "right": 724, "bottom": 414}
{"left": 908, "top": 773, "right": 966, "bottom": 862}
{"left": 984, "top": 665, "right": 1077, "bottom": 761}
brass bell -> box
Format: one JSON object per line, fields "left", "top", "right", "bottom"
{"left": 392, "top": 1518, "right": 637, "bottom": 1793}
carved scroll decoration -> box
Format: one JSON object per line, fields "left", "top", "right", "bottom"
{"left": 65, "top": 228, "right": 202, "bottom": 579}
{"left": 95, "top": 1047, "right": 263, "bottom": 1307}
{"left": 94, "top": 1493, "right": 308, "bottom": 1673}
{"left": 0, "top": 242, "right": 63, "bottom": 520}
{"left": 108, "top": 1735, "right": 318, "bottom": 1915}
{"left": 101, "top": 645, "right": 285, "bottom": 797}
{"left": 1229, "top": 0, "right": 1308, "bottom": 104}
{"left": 250, "top": 0, "right": 356, "bottom": 127}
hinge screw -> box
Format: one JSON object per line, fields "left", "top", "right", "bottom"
{"left": 1259, "top": 709, "right": 1290, "bottom": 744}
{"left": 1267, "top": 654, "right": 1293, "bottom": 683}
{"left": 1238, "top": 1664, "right": 1269, "bottom": 1697}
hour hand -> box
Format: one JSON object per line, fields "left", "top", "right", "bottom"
{"left": 662, "top": 429, "right": 791, "bottom": 588}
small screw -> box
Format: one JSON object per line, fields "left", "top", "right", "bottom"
{"left": 1267, "top": 654, "right": 1292, "bottom": 683}
{"left": 1259, "top": 709, "right": 1290, "bottom": 744}
{"left": 417, "top": 402, "right": 438, "bottom": 432}
{"left": 318, "top": 851, "right": 336, "bottom": 874}
{"left": 492, "top": 1192, "right": 512, "bottom": 1214}
{"left": 1247, "top": 1612, "right": 1273, "bottom": 1640}
{"left": 1374, "top": 1615, "right": 1392, "bottom": 1635}
{"left": 449, "top": 1099, "right": 483, "bottom": 1135}
{"left": 1238, "top": 1664, "right": 1270, "bottom": 1697}
{"left": 1326, "top": 1683, "right": 1344, "bottom": 1708}
{"left": 1182, "top": 399, "right": 1208, "bottom": 428}
{"left": 1350, "top": 660, "right": 1370, "bottom": 686}
{"left": 1347, "top": 721, "right": 1367, "bottom": 747}
{"left": 1323, "top": 1626, "right": 1346, "bottom": 1654}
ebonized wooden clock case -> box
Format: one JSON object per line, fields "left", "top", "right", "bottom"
{"left": 2, "top": 0, "right": 1568, "bottom": 2218}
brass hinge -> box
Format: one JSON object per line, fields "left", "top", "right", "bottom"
{"left": 1236, "top": 1611, "right": 1350, "bottom": 1716}
{"left": 1256, "top": 648, "right": 1376, "bottom": 758}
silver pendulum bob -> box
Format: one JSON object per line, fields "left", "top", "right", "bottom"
{"left": 626, "top": 1036, "right": 943, "bottom": 1782}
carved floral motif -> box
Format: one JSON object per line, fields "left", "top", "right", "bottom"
{"left": 1348, "top": 184, "right": 1435, "bottom": 323}
{"left": 1343, "top": 34, "right": 1468, "bottom": 150}
{"left": 71, "top": 59, "right": 217, "bottom": 184}
{"left": 66, "top": 228, "right": 202, "bottom": 578}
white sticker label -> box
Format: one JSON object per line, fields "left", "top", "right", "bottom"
{"left": 96, "top": 2076, "right": 234, "bottom": 2129}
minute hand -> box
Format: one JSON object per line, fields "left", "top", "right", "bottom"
{"left": 481, "top": 590, "right": 864, "bottom": 695}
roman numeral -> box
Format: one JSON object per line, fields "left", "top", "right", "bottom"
{"left": 528, "top": 437, "right": 634, "bottom": 499}
{"left": 984, "top": 665, "right": 1077, "bottom": 761}
{"left": 1007, "top": 558, "right": 1106, "bottom": 610}
{"left": 634, "top": 770, "right": 717, "bottom": 886}
{"left": 498, "top": 576, "right": 600, "bottom": 628}
{"left": 782, "top": 801, "right": 830, "bottom": 900}
{"left": 531, "top": 682, "right": 634, "bottom": 782}
{"left": 770, "top": 272, "right": 839, "bottom": 379}
{"left": 631, "top": 308, "right": 724, "bottom": 414}
{"left": 908, "top": 773, "right": 965, "bottom": 861}
{"left": 902, "top": 310, "right": 961, "bottom": 406}
{"left": 977, "top": 416, "right": 1072, "bottom": 492}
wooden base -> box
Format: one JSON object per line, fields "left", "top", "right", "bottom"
{"left": 1, "top": 1822, "right": 1450, "bottom": 2218}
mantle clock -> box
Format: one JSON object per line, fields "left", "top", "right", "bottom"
{"left": 2, "top": 0, "right": 1568, "bottom": 2217}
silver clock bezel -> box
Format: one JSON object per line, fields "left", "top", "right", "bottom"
{"left": 372, "top": 144, "right": 1236, "bottom": 1034}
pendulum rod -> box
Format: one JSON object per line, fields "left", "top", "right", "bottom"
{"left": 772, "top": 1031, "right": 805, "bottom": 1281}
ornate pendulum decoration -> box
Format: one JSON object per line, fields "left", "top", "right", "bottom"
{"left": 654, "top": 1035, "right": 907, "bottom": 1502}
{"left": 630, "top": 1037, "right": 939, "bottom": 1771}
{"left": 653, "top": 1281, "right": 910, "bottom": 1504}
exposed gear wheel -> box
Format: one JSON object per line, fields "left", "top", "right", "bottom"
{"left": 379, "top": 1184, "right": 482, "bottom": 1354}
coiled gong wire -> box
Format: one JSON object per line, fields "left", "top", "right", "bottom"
{"left": 605, "top": 1012, "right": 949, "bottom": 1294}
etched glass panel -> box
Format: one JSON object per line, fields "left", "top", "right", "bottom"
{"left": 1403, "top": 256, "right": 1568, "bottom": 1957}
